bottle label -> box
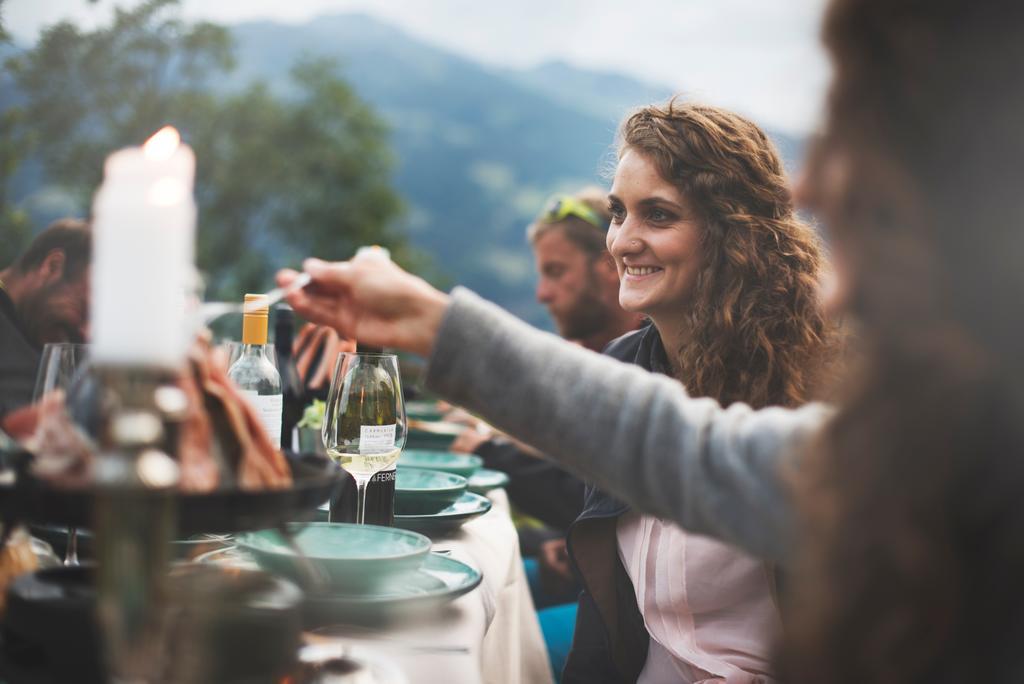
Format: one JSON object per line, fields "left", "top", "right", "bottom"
{"left": 330, "top": 465, "right": 396, "bottom": 526}
{"left": 375, "top": 468, "right": 396, "bottom": 483}
{"left": 359, "top": 424, "right": 396, "bottom": 453}
{"left": 239, "top": 391, "right": 283, "bottom": 449}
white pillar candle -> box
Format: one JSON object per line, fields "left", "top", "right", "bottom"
{"left": 91, "top": 126, "right": 197, "bottom": 370}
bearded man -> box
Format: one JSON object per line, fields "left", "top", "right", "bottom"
{"left": 0, "top": 219, "right": 91, "bottom": 430}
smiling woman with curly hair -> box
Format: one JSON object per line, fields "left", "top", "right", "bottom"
{"left": 615, "top": 101, "right": 834, "bottom": 408}
{"left": 562, "top": 100, "right": 838, "bottom": 684}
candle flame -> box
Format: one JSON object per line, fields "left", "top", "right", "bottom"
{"left": 143, "top": 126, "right": 181, "bottom": 161}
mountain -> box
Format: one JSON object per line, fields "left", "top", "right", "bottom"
{"left": 6, "top": 13, "right": 805, "bottom": 329}
{"left": 501, "top": 60, "right": 674, "bottom": 125}
{"left": 222, "top": 15, "right": 609, "bottom": 327}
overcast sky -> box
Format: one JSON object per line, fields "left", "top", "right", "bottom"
{"left": 4, "top": 0, "right": 832, "bottom": 135}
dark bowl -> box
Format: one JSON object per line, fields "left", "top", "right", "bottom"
{"left": 1, "top": 566, "right": 103, "bottom": 683}
{"left": 0, "top": 564, "right": 305, "bottom": 684}
{"left": 0, "top": 452, "right": 346, "bottom": 536}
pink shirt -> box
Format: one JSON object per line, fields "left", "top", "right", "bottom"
{"left": 616, "top": 512, "right": 781, "bottom": 683}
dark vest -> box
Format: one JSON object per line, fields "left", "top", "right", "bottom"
{"left": 562, "top": 325, "right": 665, "bottom": 683}
{"left": 561, "top": 325, "right": 783, "bottom": 683}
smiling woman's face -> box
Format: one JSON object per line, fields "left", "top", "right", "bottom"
{"left": 607, "top": 148, "right": 704, "bottom": 321}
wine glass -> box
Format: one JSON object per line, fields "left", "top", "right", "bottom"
{"left": 33, "top": 342, "right": 90, "bottom": 565}
{"left": 33, "top": 343, "right": 89, "bottom": 402}
{"left": 322, "top": 352, "right": 406, "bottom": 525}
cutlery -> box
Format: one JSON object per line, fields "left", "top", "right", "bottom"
{"left": 199, "top": 272, "right": 312, "bottom": 325}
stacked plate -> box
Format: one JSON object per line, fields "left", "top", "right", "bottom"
{"left": 405, "top": 421, "right": 463, "bottom": 450}
{"left": 399, "top": 450, "right": 509, "bottom": 496}
{"left": 393, "top": 450, "right": 509, "bottom": 534}
{"left": 404, "top": 400, "right": 445, "bottom": 423}
{"left": 207, "top": 524, "right": 483, "bottom": 625}
{"left": 399, "top": 451, "right": 482, "bottom": 478}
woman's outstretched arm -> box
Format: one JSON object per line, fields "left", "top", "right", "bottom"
{"left": 280, "top": 258, "right": 831, "bottom": 561}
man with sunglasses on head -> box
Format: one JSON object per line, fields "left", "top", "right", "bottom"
{"left": 530, "top": 189, "right": 644, "bottom": 351}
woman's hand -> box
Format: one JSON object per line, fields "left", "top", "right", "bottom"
{"left": 276, "top": 255, "right": 449, "bottom": 357}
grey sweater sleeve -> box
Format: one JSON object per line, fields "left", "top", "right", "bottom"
{"left": 424, "top": 288, "right": 832, "bottom": 562}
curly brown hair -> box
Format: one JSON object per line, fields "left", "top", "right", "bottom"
{"left": 782, "top": 1, "right": 1024, "bottom": 682}
{"left": 618, "top": 101, "right": 836, "bottom": 408}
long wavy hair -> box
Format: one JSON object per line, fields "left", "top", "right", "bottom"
{"left": 618, "top": 102, "right": 836, "bottom": 408}
{"left": 783, "top": 1, "right": 1024, "bottom": 682}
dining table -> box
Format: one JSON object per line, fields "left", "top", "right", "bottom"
{"left": 312, "top": 487, "right": 556, "bottom": 684}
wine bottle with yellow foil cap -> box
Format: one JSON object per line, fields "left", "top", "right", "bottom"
{"left": 227, "top": 294, "right": 283, "bottom": 449}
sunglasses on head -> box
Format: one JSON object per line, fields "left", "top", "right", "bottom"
{"left": 539, "top": 195, "right": 606, "bottom": 231}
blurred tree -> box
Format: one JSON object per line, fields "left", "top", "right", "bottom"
{"left": 186, "top": 58, "right": 414, "bottom": 296}
{"left": 0, "top": 0, "right": 9, "bottom": 43}
{"left": 1, "top": 0, "right": 412, "bottom": 296}
{"left": 0, "top": 0, "right": 31, "bottom": 267}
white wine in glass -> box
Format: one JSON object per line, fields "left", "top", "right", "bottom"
{"left": 321, "top": 352, "right": 406, "bottom": 524}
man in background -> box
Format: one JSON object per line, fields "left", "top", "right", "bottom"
{"left": 531, "top": 188, "right": 642, "bottom": 352}
{"left": 453, "top": 188, "right": 643, "bottom": 598}
{"left": 0, "top": 219, "right": 91, "bottom": 434}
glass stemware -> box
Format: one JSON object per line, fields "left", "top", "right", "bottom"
{"left": 32, "top": 342, "right": 91, "bottom": 565}
{"left": 321, "top": 352, "right": 406, "bottom": 525}
{"left": 33, "top": 343, "right": 89, "bottom": 403}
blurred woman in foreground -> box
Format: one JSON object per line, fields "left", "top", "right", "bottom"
{"left": 281, "top": 0, "right": 1024, "bottom": 680}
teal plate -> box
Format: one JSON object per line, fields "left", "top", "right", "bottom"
{"left": 197, "top": 549, "right": 482, "bottom": 624}
{"left": 399, "top": 450, "right": 482, "bottom": 478}
{"left": 467, "top": 468, "right": 510, "bottom": 494}
{"left": 405, "top": 400, "right": 445, "bottom": 422}
{"left": 396, "top": 467, "right": 467, "bottom": 515}
{"left": 235, "top": 523, "right": 430, "bottom": 591}
{"left": 394, "top": 492, "right": 493, "bottom": 534}
{"left": 406, "top": 421, "right": 463, "bottom": 450}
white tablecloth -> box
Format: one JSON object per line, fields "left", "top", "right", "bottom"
{"left": 317, "top": 489, "right": 555, "bottom": 684}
